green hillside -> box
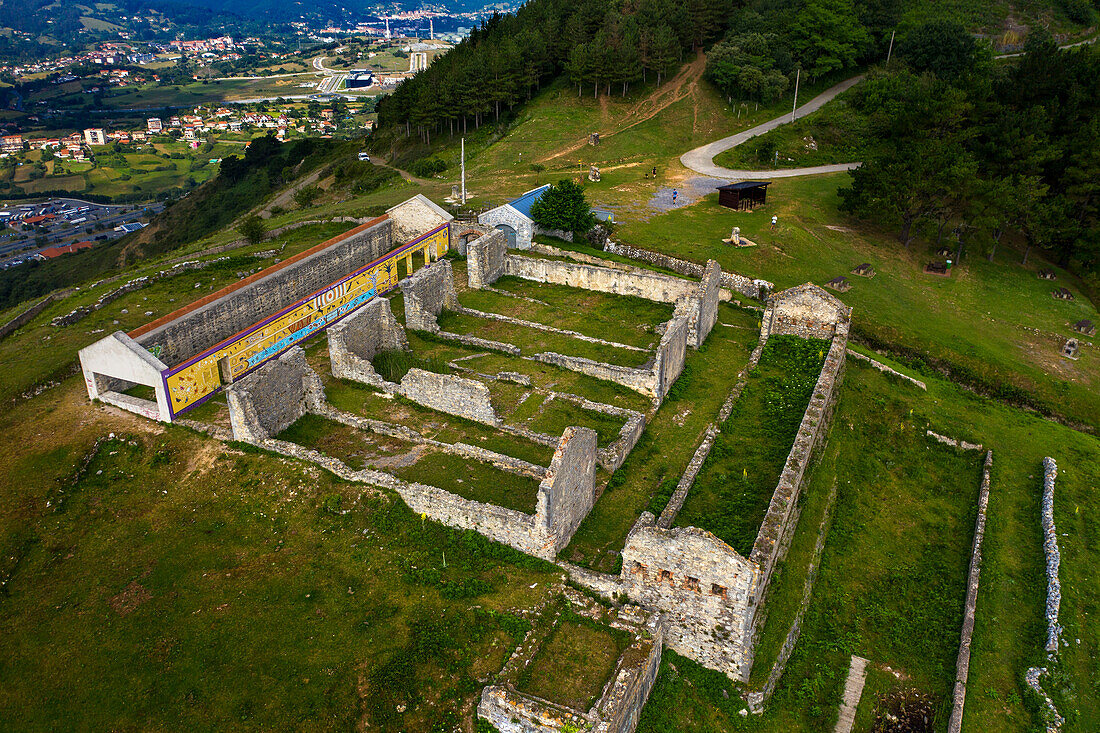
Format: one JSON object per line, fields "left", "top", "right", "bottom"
{"left": 1, "top": 13, "right": 1099, "bottom": 730}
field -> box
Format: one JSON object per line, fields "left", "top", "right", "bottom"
{"left": 0, "top": 47, "right": 1098, "bottom": 732}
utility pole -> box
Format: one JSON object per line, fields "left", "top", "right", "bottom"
{"left": 461, "top": 137, "right": 466, "bottom": 205}
{"left": 791, "top": 67, "right": 800, "bottom": 124}
{"left": 886, "top": 30, "right": 896, "bottom": 64}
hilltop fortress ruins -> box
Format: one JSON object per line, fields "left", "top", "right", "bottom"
{"left": 78, "top": 195, "right": 853, "bottom": 732}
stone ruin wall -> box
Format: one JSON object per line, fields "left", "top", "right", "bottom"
{"left": 603, "top": 240, "right": 773, "bottom": 301}
{"left": 502, "top": 255, "right": 699, "bottom": 305}
{"left": 137, "top": 218, "right": 392, "bottom": 367}
{"left": 226, "top": 346, "right": 325, "bottom": 443}
{"left": 746, "top": 319, "right": 849, "bottom": 641}
{"left": 608, "top": 284, "right": 851, "bottom": 681}
{"left": 327, "top": 297, "right": 408, "bottom": 387}
{"left": 397, "top": 368, "right": 502, "bottom": 427}
{"left": 478, "top": 596, "right": 663, "bottom": 733}
{"left": 654, "top": 316, "right": 689, "bottom": 401}
{"left": 466, "top": 228, "right": 509, "bottom": 289}
{"left": 399, "top": 258, "right": 459, "bottom": 332}
{"left": 536, "top": 426, "right": 599, "bottom": 554}
{"left": 620, "top": 514, "right": 761, "bottom": 678}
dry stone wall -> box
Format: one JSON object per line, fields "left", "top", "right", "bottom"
{"left": 400, "top": 259, "right": 459, "bottom": 331}
{"left": 478, "top": 595, "right": 662, "bottom": 733}
{"left": 947, "top": 451, "right": 994, "bottom": 733}
{"left": 328, "top": 297, "right": 408, "bottom": 387}
{"left": 466, "top": 228, "right": 508, "bottom": 289}
{"left": 620, "top": 513, "right": 761, "bottom": 677}
{"left": 397, "top": 368, "right": 502, "bottom": 427}
{"left": 226, "top": 347, "right": 325, "bottom": 442}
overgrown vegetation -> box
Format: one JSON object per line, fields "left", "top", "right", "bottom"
{"left": 675, "top": 335, "right": 827, "bottom": 554}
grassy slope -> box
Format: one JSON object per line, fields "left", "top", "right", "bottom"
{"left": 0, "top": 382, "right": 557, "bottom": 731}
{"left": 0, "top": 54, "right": 1097, "bottom": 732}
{"left": 614, "top": 175, "right": 1100, "bottom": 426}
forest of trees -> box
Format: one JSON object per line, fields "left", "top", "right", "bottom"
{"left": 377, "top": 0, "right": 740, "bottom": 140}
{"left": 840, "top": 26, "right": 1100, "bottom": 276}
{"left": 377, "top": 0, "right": 920, "bottom": 139}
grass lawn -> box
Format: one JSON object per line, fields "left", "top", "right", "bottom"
{"left": 0, "top": 384, "right": 557, "bottom": 731}
{"left": 614, "top": 174, "right": 1100, "bottom": 426}
{"left": 276, "top": 413, "right": 541, "bottom": 513}
{"left": 516, "top": 617, "right": 630, "bottom": 710}
{"left": 563, "top": 302, "right": 761, "bottom": 572}
{"left": 674, "top": 335, "right": 828, "bottom": 555}
{"left": 458, "top": 274, "right": 673, "bottom": 349}
{"left": 712, "top": 93, "right": 868, "bottom": 171}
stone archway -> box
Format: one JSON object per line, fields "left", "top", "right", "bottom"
{"left": 495, "top": 224, "right": 517, "bottom": 248}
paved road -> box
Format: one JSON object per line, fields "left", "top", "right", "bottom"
{"left": 680, "top": 75, "right": 864, "bottom": 180}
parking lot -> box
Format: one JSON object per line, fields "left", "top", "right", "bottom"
{"left": 0, "top": 197, "right": 164, "bottom": 268}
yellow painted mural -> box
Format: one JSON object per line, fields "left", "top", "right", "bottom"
{"left": 163, "top": 224, "right": 449, "bottom": 418}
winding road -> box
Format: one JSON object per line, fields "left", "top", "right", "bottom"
{"left": 680, "top": 75, "right": 864, "bottom": 180}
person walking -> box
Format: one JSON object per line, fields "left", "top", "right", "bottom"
{"left": 672, "top": 189, "right": 678, "bottom": 204}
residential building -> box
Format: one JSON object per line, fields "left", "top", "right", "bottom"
{"left": 147, "top": 117, "right": 163, "bottom": 133}
{"left": 1, "top": 134, "right": 22, "bottom": 153}
{"left": 83, "top": 128, "right": 107, "bottom": 146}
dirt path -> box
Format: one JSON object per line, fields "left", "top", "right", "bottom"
{"left": 537, "top": 52, "right": 707, "bottom": 164}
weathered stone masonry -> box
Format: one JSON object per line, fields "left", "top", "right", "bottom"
{"left": 327, "top": 297, "right": 409, "bottom": 387}
{"left": 589, "top": 285, "right": 851, "bottom": 682}
{"left": 478, "top": 593, "right": 663, "bottom": 733}
{"left": 225, "top": 346, "right": 325, "bottom": 443}
{"left": 400, "top": 258, "right": 459, "bottom": 331}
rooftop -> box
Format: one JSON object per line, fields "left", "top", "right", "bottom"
{"left": 508, "top": 184, "right": 551, "bottom": 219}
{"left": 717, "top": 181, "right": 771, "bottom": 191}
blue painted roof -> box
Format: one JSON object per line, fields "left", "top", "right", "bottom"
{"left": 508, "top": 184, "right": 551, "bottom": 218}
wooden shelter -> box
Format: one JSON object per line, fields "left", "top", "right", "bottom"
{"left": 717, "top": 181, "right": 770, "bottom": 210}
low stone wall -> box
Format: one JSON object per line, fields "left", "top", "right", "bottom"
{"left": 52, "top": 257, "right": 237, "bottom": 327}
{"left": 745, "top": 321, "right": 848, "bottom": 670}
{"left": 461, "top": 306, "right": 648, "bottom": 353}
{"left": 690, "top": 260, "right": 722, "bottom": 349}
{"left": 400, "top": 259, "right": 459, "bottom": 331}
{"left": 467, "top": 228, "right": 508, "bottom": 289}
{"left": 0, "top": 293, "right": 59, "bottom": 340}
{"left": 532, "top": 352, "right": 660, "bottom": 399}
{"left": 1040, "top": 457, "right": 1063, "bottom": 653}
{"left": 620, "top": 513, "right": 761, "bottom": 678}
{"left": 536, "top": 426, "right": 598, "bottom": 556}
{"left": 604, "top": 240, "right": 772, "bottom": 300}
{"left": 746, "top": 479, "right": 839, "bottom": 711}
{"left": 947, "top": 450, "right": 994, "bottom": 733}
{"left": 266, "top": 435, "right": 550, "bottom": 556}
{"left": 397, "top": 368, "right": 502, "bottom": 427}
{"left": 478, "top": 594, "right": 662, "bottom": 733}
{"left": 846, "top": 349, "right": 927, "bottom": 390}
{"left": 504, "top": 254, "right": 698, "bottom": 304}
{"left": 225, "top": 346, "right": 325, "bottom": 442}
{"left": 554, "top": 393, "right": 646, "bottom": 472}
{"left": 328, "top": 297, "right": 408, "bottom": 387}
{"left": 531, "top": 315, "right": 687, "bottom": 404}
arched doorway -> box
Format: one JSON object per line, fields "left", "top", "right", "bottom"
{"left": 495, "top": 224, "right": 517, "bottom": 248}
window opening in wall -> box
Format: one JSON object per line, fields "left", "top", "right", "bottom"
{"left": 658, "top": 569, "right": 673, "bottom": 583}
{"left": 684, "top": 576, "right": 700, "bottom": 592}
{"left": 631, "top": 561, "right": 647, "bottom": 578}
{"left": 711, "top": 583, "right": 727, "bottom": 598}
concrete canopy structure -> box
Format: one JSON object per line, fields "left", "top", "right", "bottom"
{"left": 79, "top": 197, "right": 452, "bottom": 423}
